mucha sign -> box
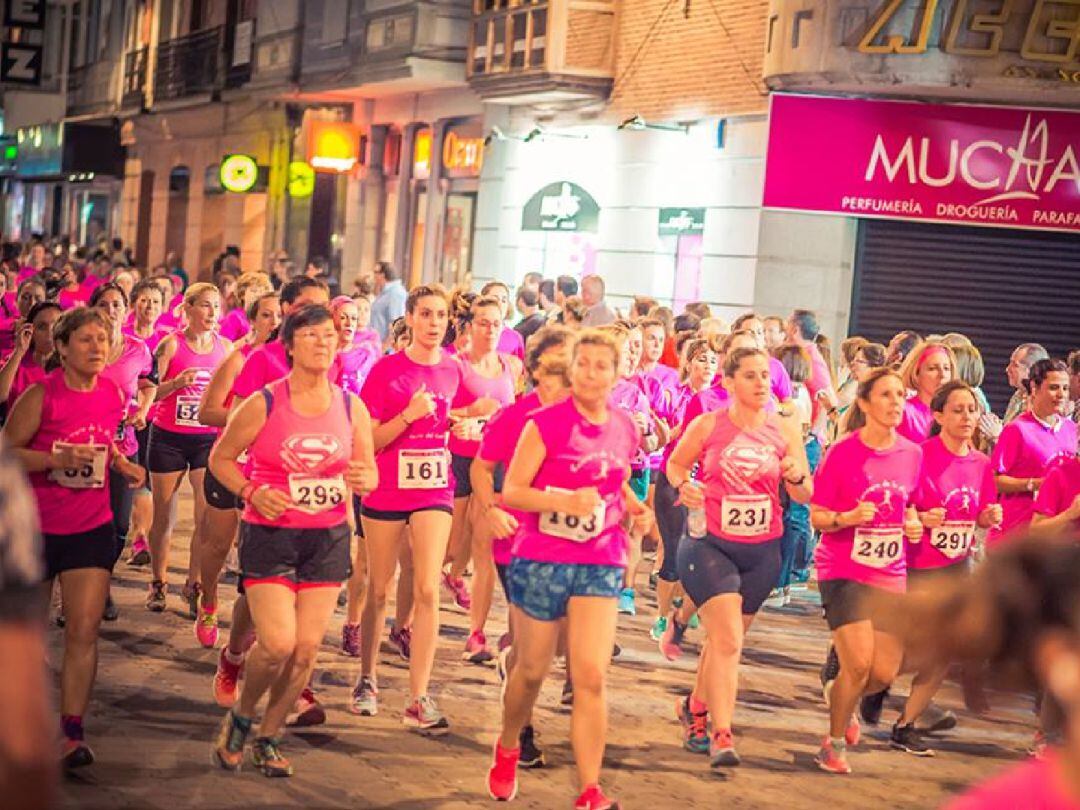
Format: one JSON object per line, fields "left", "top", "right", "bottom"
{"left": 763, "top": 94, "right": 1080, "bottom": 233}
{"left": 522, "top": 182, "right": 600, "bottom": 232}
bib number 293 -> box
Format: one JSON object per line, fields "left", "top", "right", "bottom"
{"left": 288, "top": 475, "right": 346, "bottom": 514}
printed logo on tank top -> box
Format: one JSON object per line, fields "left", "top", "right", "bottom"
{"left": 569, "top": 449, "right": 625, "bottom": 482}
{"left": 716, "top": 440, "right": 779, "bottom": 493}
{"left": 941, "top": 485, "right": 980, "bottom": 518}
{"left": 861, "top": 480, "right": 908, "bottom": 524}
{"left": 282, "top": 434, "right": 347, "bottom": 473}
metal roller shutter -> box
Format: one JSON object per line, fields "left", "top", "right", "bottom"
{"left": 850, "top": 219, "right": 1080, "bottom": 412}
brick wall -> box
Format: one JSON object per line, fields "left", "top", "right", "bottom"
{"left": 608, "top": 0, "right": 769, "bottom": 122}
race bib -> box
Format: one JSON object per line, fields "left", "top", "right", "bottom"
{"left": 175, "top": 396, "right": 202, "bottom": 427}
{"left": 398, "top": 449, "right": 449, "bottom": 489}
{"left": 115, "top": 420, "right": 127, "bottom": 442}
{"left": 288, "top": 474, "right": 346, "bottom": 515}
{"left": 539, "top": 486, "right": 605, "bottom": 543}
{"left": 930, "top": 521, "right": 976, "bottom": 560}
{"left": 851, "top": 527, "right": 904, "bottom": 569}
{"left": 49, "top": 443, "right": 107, "bottom": 489}
{"left": 720, "top": 494, "right": 772, "bottom": 538}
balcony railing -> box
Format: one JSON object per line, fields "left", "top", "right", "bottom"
{"left": 122, "top": 47, "right": 148, "bottom": 109}
{"left": 467, "top": 0, "right": 614, "bottom": 102}
{"left": 154, "top": 26, "right": 223, "bottom": 103}
{"left": 66, "top": 60, "right": 118, "bottom": 116}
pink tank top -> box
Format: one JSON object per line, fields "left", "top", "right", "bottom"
{"left": 100, "top": 336, "right": 153, "bottom": 457}
{"left": 700, "top": 410, "right": 789, "bottom": 543}
{"left": 219, "top": 308, "right": 250, "bottom": 342}
{"left": 153, "top": 332, "right": 228, "bottom": 435}
{"left": 28, "top": 369, "right": 124, "bottom": 534}
{"left": 243, "top": 379, "right": 353, "bottom": 529}
{"left": 7, "top": 354, "right": 47, "bottom": 408}
{"left": 448, "top": 353, "right": 516, "bottom": 459}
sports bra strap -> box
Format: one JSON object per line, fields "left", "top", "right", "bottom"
{"left": 260, "top": 386, "right": 274, "bottom": 414}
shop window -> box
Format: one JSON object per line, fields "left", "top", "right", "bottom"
{"left": 169, "top": 166, "right": 191, "bottom": 193}
{"left": 440, "top": 192, "right": 476, "bottom": 286}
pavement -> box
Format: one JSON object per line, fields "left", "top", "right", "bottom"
{"left": 53, "top": 489, "right": 1037, "bottom": 810}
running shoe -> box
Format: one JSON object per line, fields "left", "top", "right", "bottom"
{"left": 709, "top": 728, "right": 741, "bottom": 767}
{"left": 687, "top": 612, "right": 700, "bottom": 630}
{"left": 342, "top": 623, "right": 361, "bottom": 657}
{"left": 574, "top": 784, "right": 619, "bottom": 810}
{"left": 463, "top": 630, "right": 495, "bottom": 665}
{"left": 617, "top": 588, "right": 636, "bottom": 616}
{"left": 102, "top": 594, "right": 119, "bottom": 622}
{"left": 763, "top": 588, "right": 786, "bottom": 609}
{"left": 846, "top": 714, "right": 861, "bottom": 747}
{"left": 658, "top": 616, "right": 687, "bottom": 662}
{"left": 820, "top": 645, "right": 840, "bottom": 706}
{"left": 286, "top": 687, "right": 326, "bottom": 727}
{"left": 251, "top": 736, "right": 293, "bottom": 777}
{"left": 890, "top": 723, "right": 934, "bottom": 757}
{"left": 915, "top": 703, "right": 958, "bottom": 734}
{"left": 213, "top": 649, "right": 244, "bottom": 708}
{"left": 442, "top": 572, "right": 472, "bottom": 610}
{"left": 486, "top": 740, "right": 520, "bottom": 801}
{"left": 389, "top": 624, "right": 412, "bottom": 661}
{"left": 1027, "top": 730, "right": 1054, "bottom": 759}
{"left": 349, "top": 677, "right": 378, "bottom": 717}
{"left": 519, "top": 724, "right": 545, "bottom": 768}
{"left": 648, "top": 571, "right": 659, "bottom": 591}
{"left": 676, "top": 697, "right": 709, "bottom": 754}
{"left": 337, "top": 588, "right": 348, "bottom": 608}
{"left": 860, "top": 689, "right": 888, "bottom": 725}
{"left": 181, "top": 581, "right": 201, "bottom": 620}
{"left": 128, "top": 535, "right": 150, "bottom": 566}
{"left": 404, "top": 695, "right": 450, "bottom": 735}
{"left": 561, "top": 680, "right": 574, "bottom": 706}
{"left": 497, "top": 632, "right": 512, "bottom": 652}
{"left": 146, "top": 579, "right": 167, "bottom": 613}
{"left": 649, "top": 615, "right": 667, "bottom": 641}
{"left": 212, "top": 710, "right": 251, "bottom": 772}
{"left": 815, "top": 738, "right": 852, "bottom": 774}
{"left": 61, "top": 738, "right": 94, "bottom": 770}
{"left": 195, "top": 604, "right": 219, "bottom": 648}
{"left": 611, "top": 642, "right": 622, "bottom": 659}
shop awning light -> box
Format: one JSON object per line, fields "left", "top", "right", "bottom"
{"left": 618, "top": 115, "right": 689, "bottom": 134}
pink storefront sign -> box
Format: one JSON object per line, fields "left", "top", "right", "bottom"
{"left": 763, "top": 94, "right": 1080, "bottom": 234}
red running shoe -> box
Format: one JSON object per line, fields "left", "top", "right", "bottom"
{"left": 486, "top": 740, "right": 520, "bottom": 801}
{"left": 574, "top": 784, "right": 619, "bottom": 809}
{"left": 213, "top": 648, "right": 244, "bottom": 708}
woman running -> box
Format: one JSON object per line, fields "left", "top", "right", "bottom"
{"left": 0, "top": 277, "right": 46, "bottom": 356}
{"left": 91, "top": 283, "right": 156, "bottom": 620}
{"left": 444, "top": 295, "right": 521, "bottom": 662}
{"left": 146, "top": 283, "right": 230, "bottom": 615}
{"left": 486, "top": 329, "right": 652, "bottom": 810}
{"left": 897, "top": 342, "right": 956, "bottom": 443}
{"left": 991, "top": 358, "right": 1076, "bottom": 545}
{"left": 891, "top": 381, "right": 1000, "bottom": 755}
{"left": 665, "top": 346, "right": 811, "bottom": 766}
{"left": 0, "top": 301, "right": 61, "bottom": 407}
{"left": 219, "top": 272, "right": 273, "bottom": 343}
{"left": 2, "top": 307, "right": 144, "bottom": 769}
{"left": 210, "top": 304, "right": 376, "bottom": 777}
{"left": 331, "top": 295, "right": 379, "bottom": 397}
{"left": 809, "top": 367, "right": 924, "bottom": 774}
{"left": 481, "top": 281, "right": 525, "bottom": 361}
{"left": 352, "top": 285, "right": 492, "bottom": 733}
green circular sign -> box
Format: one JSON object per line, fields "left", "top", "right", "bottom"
{"left": 220, "top": 154, "right": 258, "bottom": 193}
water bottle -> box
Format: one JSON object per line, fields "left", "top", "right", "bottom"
{"left": 686, "top": 481, "right": 707, "bottom": 539}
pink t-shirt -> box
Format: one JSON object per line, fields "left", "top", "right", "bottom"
{"left": 219, "top": 308, "right": 250, "bottom": 342}
{"left": 355, "top": 328, "right": 381, "bottom": 355}
{"left": 497, "top": 327, "right": 525, "bottom": 361}
{"left": 898, "top": 396, "right": 934, "bottom": 443}
{"left": 7, "top": 354, "right": 46, "bottom": 409}
{"left": 122, "top": 323, "right": 168, "bottom": 355}
{"left": 231, "top": 339, "right": 345, "bottom": 401}
{"left": 812, "top": 431, "right": 923, "bottom": 591}
{"left": 1034, "top": 456, "right": 1080, "bottom": 524}
{"left": 243, "top": 379, "right": 353, "bottom": 530}
{"left": 58, "top": 286, "right": 90, "bottom": 310}
{"left": 699, "top": 410, "right": 788, "bottom": 542}
{"left": 945, "top": 753, "right": 1080, "bottom": 810}
{"left": 638, "top": 367, "right": 679, "bottom": 471}
{"left": 153, "top": 333, "right": 227, "bottom": 435}
{"left": 448, "top": 354, "right": 517, "bottom": 459}
{"left": 100, "top": 336, "right": 153, "bottom": 458}
{"left": 611, "top": 377, "right": 652, "bottom": 472}
{"left": 337, "top": 342, "right": 379, "bottom": 398}
{"left": 28, "top": 370, "right": 124, "bottom": 534}
{"left": 360, "top": 350, "right": 468, "bottom": 512}
{"left": 909, "top": 436, "right": 996, "bottom": 570}
{"left": 513, "top": 396, "right": 640, "bottom": 567}
{"left": 990, "top": 412, "right": 1078, "bottom": 543}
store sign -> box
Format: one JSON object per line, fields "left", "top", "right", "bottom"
{"left": 522, "top": 182, "right": 600, "bottom": 232}
{"left": 658, "top": 207, "right": 705, "bottom": 235}
{"left": 4, "top": 0, "right": 45, "bottom": 28}
{"left": 442, "top": 130, "right": 484, "bottom": 177}
{"left": 14, "top": 122, "right": 61, "bottom": 176}
{"left": 307, "top": 121, "right": 361, "bottom": 173}
{"left": 763, "top": 94, "right": 1080, "bottom": 234}
{"left": 413, "top": 129, "right": 432, "bottom": 179}
{"left": 288, "top": 161, "right": 315, "bottom": 198}
{"left": 219, "top": 154, "right": 259, "bottom": 193}
{"left": 2, "top": 0, "right": 44, "bottom": 86}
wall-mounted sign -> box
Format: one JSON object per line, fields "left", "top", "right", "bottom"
{"left": 307, "top": 121, "right": 361, "bottom": 173}
{"left": 413, "top": 128, "right": 432, "bottom": 179}
{"left": 219, "top": 154, "right": 259, "bottom": 193}
{"left": 659, "top": 207, "right": 705, "bottom": 235}
{"left": 4, "top": 0, "right": 45, "bottom": 28}
{"left": 522, "top": 182, "right": 600, "bottom": 232}
{"left": 288, "top": 161, "right": 315, "bottom": 198}
{"left": 1, "top": 42, "right": 42, "bottom": 85}
{"left": 763, "top": 94, "right": 1080, "bottom": 234}
{"left": 442, "top": 130, "right": 484, "bottom": 177}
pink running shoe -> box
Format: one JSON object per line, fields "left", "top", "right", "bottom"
{"left": 487, "top": 740, "right": 520, "bottom": 801}
{"left": 389, "top": 624, "right": 412, "bottom": 660}
{"left": 846, "top": 714, "right": 861, "bottom": 747}
{"left": 442, "top": 572, "right": 472, "bottom": 610}
{"left": 342, "top": 623, "right": 361, "bottom": 657}
{"left": 128, "top": 535, "right": 150, "bottom": 566}
{"left": 658, "top": 615, "right": 686, "bottom": 662}
{"left": 463, "top": 630, "right": 494, "bottom": 665}
{"left": 195, "top": 603, "right": 219, "bottom": 648}
{"left": 574, "top": 784, "right": 619, "bottom": 809}
{"left": 815, "top": 737, "right": 852, "bottom": 774}
{"left": 213, "top": 648, "right": 244, "bottom": 708}
{"left": 286, "top": 687, "right": 326, "bottom": 727}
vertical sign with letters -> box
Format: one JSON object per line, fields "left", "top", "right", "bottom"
{"left": 2, "top": 0, "right": 45, "bottom": 85}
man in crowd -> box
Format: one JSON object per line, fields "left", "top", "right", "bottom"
{"left": 514, "top": 287, "right": 547, "bottom": 342}
{"left": 1004, "top": 342, "right": 1049, "bottom": 423}
{"left": 371, "top": 261, "right": 407, "bottom": 342}
{"left": 580, "top": 274, "right": 616, "bottom": 327}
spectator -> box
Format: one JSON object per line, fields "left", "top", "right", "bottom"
{"left": 514, "top": 288, "right": 547, "bottom": 343}
{"left": 164, "top": 251, "right": 188, "bottom": 290}
{"left": 886, "top": 329, "right": 922, "bottom": 369}
{"left": 631, "top": 296, "right": 658, "bottom": 321}
{"left": 554, "top": 274, "right": 578, "bottom": 308}
{"left": 521, "top": 272, "right": 542, "bottom": 292}
{"left": 562, "top": 295, "right": 587, "bottom": 327}
{"left": 684, "top": 301, "right": 711, "bottom": 321}
{"left": 763, "top": 315, "right": 786, "bottom": 350}
{"left": 786, "top": 308, "right": 836, "bottom": 427}
{"left": 1004, "top": 342, "right": 1049, "bottom": 423}
{"left": 370, "top": 261, "right": 407, "bottom": 342}
{"left": 538, "top": 279, "right": 557, "bottom": 315}
{"left": 580, "top": 274, "right": 615, "bottom": 327}
{"left": 1069, "top": 349, "right": 1080, "bottom": 426}
{"left": 305, "top": 255, "right": 340, "bottom": 297}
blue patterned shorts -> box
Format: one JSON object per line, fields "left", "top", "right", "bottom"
{"left": 508, "top": 558, "right": 625, "bottom": 622}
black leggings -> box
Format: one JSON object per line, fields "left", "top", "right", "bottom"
{"left": 108, "top": 458, "right": 136, "bottom": 569}
{"left": 677, "top": 533, "right": 781, "bottom": 615}
{"left": 654, "top": 471, "right": 686, "bottom": 583}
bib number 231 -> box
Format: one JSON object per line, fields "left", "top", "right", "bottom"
{"left": 398, "top": 449, "right": 449, "bottom": 489}
{"left": 720, "top": 494, "right": 771, "bottom": 538}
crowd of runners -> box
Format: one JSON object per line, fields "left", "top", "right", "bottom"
{"left": 3, "top": 240, "right": 1079, "bottom": 810}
